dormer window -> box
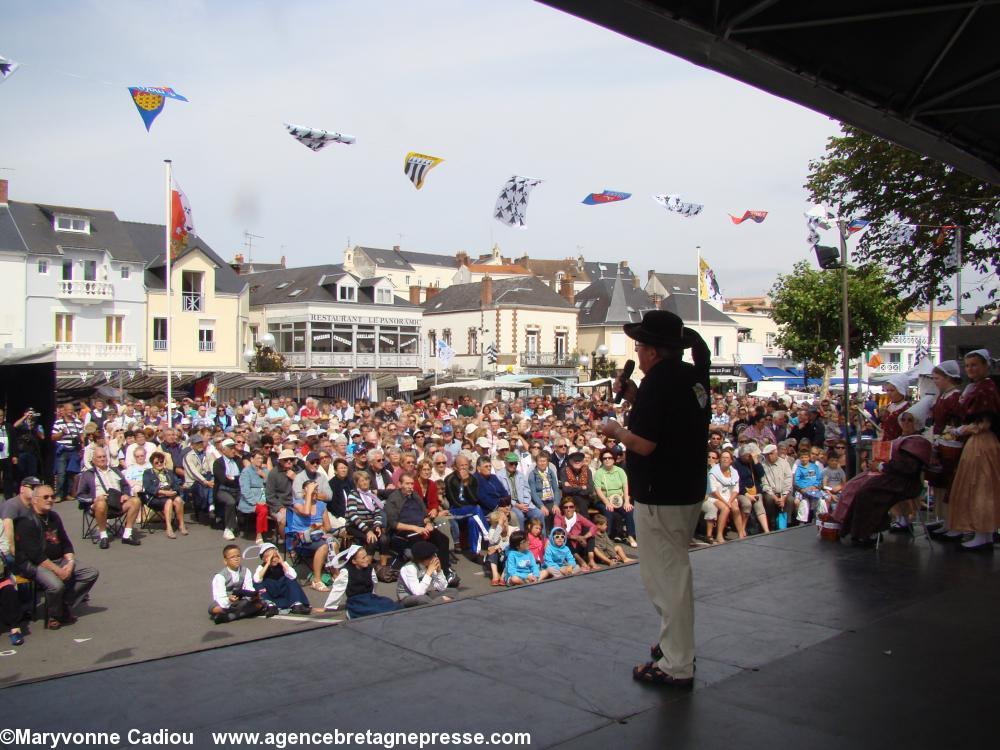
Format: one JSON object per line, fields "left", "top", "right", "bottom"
{"left": 55, "top": 215, "right": 90, "bottom": 234}
{"left": 275, "top": 282, "right": 290, "bottom": 289}
{"left": 288, "top": 289, "right": 304, "bottom": 297}
{"left": 376, "top": 288, "right": 393, "bottom": 304}
{"left": 338, "top": 284, "right": 356, "bottom": 302}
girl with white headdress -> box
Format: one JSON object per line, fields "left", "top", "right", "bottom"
{"left": 938, "top": 350, "right": 1000, "bottom": 551}
{"left": 924, "top": 361, "right": 964, "bottom": 533}
{"left": 879, "top": 373, "right": 911, "bottom": 442}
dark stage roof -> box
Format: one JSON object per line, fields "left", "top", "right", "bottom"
{"left": 541, "top": 1, "right": 1000, "bottom": 184}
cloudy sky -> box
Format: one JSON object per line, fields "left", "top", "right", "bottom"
{"left": 1, "top": 0, "right": 846, "bottom": 296}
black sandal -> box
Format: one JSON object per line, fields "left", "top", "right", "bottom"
{"left": 650, "top": 644, "right": 696, "bottom": 668}
{"left": 632, "top": 661, "right": 693, "bottom": 689}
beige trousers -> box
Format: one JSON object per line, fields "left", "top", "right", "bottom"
{"left": 635, "top": 501, "right": 701, "bottom": 679}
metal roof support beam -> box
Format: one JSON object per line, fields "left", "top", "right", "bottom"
{"left": 912, "top": 66, "right": 1000, "bottom": 114}
{"left": 721, "top": 0, "right": 781, "bottom": 39}
{"left": 732, "top": 1, "right": 999, "bottom": 35}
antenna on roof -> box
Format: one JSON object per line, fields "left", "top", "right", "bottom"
{"left": 243, "top": 231, "right": 263, "bottom": 264}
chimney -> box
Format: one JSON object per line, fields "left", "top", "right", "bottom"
{"left": 632, "top": 276, "right": 640, "bottom": 289}
{"left": 234, "top": 252, "right": 245, "bottom": 265}
{"left": 409, "top": 285, "right": 421, "bottom": 305}
{"left": 481, "top": 275, "right": 493, "bottom": 307}
{"left": 0, "top": 179, "right": 7, "bottom": 205}
{"left": 393, "top": 245, "right": 400, "bottom": 252}
{"left": 647, "top": 269, "right": 655, "bottom": 281}
{"left": 456, "top": 251, "right": 470, "bottom": 267}
{"left": 559, "top": 277, "right": 575, "bottom": 304}
{"left": 619, "top": 260, "right": 629, "bottom": 269}
{"left": 425, "top": 286, "right": 440, "bottom": 301}
{"left": 279, "top": 255, "right": 286, "bottom": 268}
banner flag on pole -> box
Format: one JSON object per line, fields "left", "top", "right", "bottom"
{"left": 698, "top": 257, "right": 724, "bottom": 303}
{"left": 170, "top": 176, "right": 196, "bottom": 260}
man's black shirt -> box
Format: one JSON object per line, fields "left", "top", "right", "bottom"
{"left": 625, "top": 357, "right": 709, "bottom": 505}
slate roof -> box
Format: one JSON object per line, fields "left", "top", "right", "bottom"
{"left": 422, "top": 275, "right": 574, "bottom": 315}
{"left": 520, "top": 257, "right": 591, "bottom": 284}
{"left": 123, "top": 221, "right": 247, "bottom": 296}
{"left": 649, "top": 272, "right": 700, "bottom": 295}
{"left": 356, "top": 246, "right": 460, "bottom": 272}
{"left": 575, "top": 278, "right": 657, "bottom": 326}
{"left": 0, "top": 205, "right": 28, "bottom": 253}
{"left": 6, "top": 201, "right": 146, "bottom": 263}
{"left": 659, "top": 293, "right": 737, "bottom": 325}
{"left": 397, "top": 249, "right": 457, "bottom": 269}
{"left": 244, "top": 264, "right": 419, "bottom": 308}
{"left": 584, "top": 260, "right": 635, "bottom": 283}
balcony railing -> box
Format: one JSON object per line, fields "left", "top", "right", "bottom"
{"left": 886, "top": 334, "right": 928, "bottom": 346}
{"left": 198, "top": 340, "right": 215, "bottom": 352}
{"left": 49, "top": 342, "right": 136, "bottom": 362}
{"left": 520, "top": 352, "right": 572, "bottom": 367}
{"left": 58, "top": 280, "right": 113, "bottom": 303}
{"left": 873, "top": 362, "right": 903, "bottom": 373}
{"left": 182, "top": 292, "right": 203, "bottom": 312}
{"left": 153, "top": 340, "right": 168, "bottom": 351}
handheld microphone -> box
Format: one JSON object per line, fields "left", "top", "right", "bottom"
{"left": 614, "top": 359, "right": 635, "bottom": 403}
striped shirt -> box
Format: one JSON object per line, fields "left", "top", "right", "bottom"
{"left": 52, "top": 416, "right": 83, "bottom": 449}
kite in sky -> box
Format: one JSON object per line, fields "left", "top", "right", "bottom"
{"left": 0, "top": 54, "right": 20, "bottom": 84}
{"left": 403, "top": 152, "right": 444, "bottom": 189}
{"left": 494, "top": 175, "right": 543, "bottom": 229}
{"left": 652, "top": 193, "right": 704, "bottom": 217}
{"left": 729, "top": 210, "right": 768, "bottom": 224}
{"left": 128, "top": 86, "right": 188, "bottom": 131}
{"left": 284, "top": 123, "right": 356, "bottom": 151}
{"left": 582, "top": 189, "right": 631, "bottom": 205}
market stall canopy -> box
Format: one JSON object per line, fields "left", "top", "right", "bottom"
{"left": 541, "top": 0, "right": 1000, "bottom": 184}
{"left": 430, "top": 379, "right": 531, "bottom": 392}
{"left": 576, "top": 377, "right": 615, "bottom": 387}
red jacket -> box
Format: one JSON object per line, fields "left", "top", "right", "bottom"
{"left": 552, "top": 509, "right": 596, "bottom": 540}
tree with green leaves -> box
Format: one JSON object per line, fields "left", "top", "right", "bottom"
{"left": 806, "top": 124, "right": 1000, "bottom": 318}
{"left": 770, "top": 261, "right": 905, "bottom": 390}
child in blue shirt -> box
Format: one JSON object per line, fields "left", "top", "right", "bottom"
{"left": 503, "top": 531, "right": 539, "bottom": 586}
{"left": 793, "top": 449, "right": 824, "bottom": 522}
{"left": 542, "top": 526, "right": 578, "bottom": 578}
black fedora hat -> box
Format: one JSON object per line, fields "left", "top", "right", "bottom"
{"left": 623, "top": 309, "right": 686, "bottom": 348}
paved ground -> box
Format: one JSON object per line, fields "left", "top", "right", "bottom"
{"left": 3, "top": 525, "right": 997, "bottom": 748}
{"left": 0, "top": 501, "right": 639, "bottom": 687}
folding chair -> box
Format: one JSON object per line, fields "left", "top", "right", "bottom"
{"left": 139, "top": 492, "right": 167, "bottom": 534}
{"left": 15, "top": 574, "right": 49, "bottom": 627}
{"left": 80, "top": 499, "right": 124, "bottom": 543}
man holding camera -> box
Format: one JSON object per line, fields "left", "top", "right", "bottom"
{"left": 51, "top": 403, "right": 84, "bottom": 503}
{"left": 601, "top": 310, "right": 710, "bottom": 690}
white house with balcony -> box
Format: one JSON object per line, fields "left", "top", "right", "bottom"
{"left": 246, "top": 264, "right": 424, "bottom": 372}
{"left": 0, "top": 183, "right": 146, "bottom": 370}
{"left": 868, "top": 308, "right": 962, "bottom": 374}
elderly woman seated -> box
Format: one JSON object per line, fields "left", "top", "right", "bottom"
{"left": 833, "top": 411, "right": 932, "bottom": 546}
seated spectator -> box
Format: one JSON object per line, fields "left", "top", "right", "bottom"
{"left": 341, "top": 545, "right": 401, "bottom": 618}
{"left": 264, "top": 448, "right": 298, "bottom": 539}
{"left": 385, "top": 474, "right": 457, "bottom": 586}
{"left": 143, "top": 451, "right": 187, "bottom": 539}
{"left": 484, "top": 508, "right": 516, "bottom": 586}
{"left": 499, "top": 452, "right": 541, "bottom": 531}
{"left": 554, "top": 495, "right": 598, "bottom": 571}
{"left": 345, "top": 471, "right": 390, "bottom": 568}
{"left": 0, "top": 507, "right": 25, "bottom": 645}
{"left": 444, "top": 456, "right": 485, "bottom": 555}
{"left": 288, "top": 479, "right": 338, "bottom": 592}
{"left": 503, "top": 531, "right": 539, "bottom": 586}
{"left": 593, "top": 449, "right": 636, "bottom": 547}
{"left": 822, "top": 454, "right": 847, "bottom": 507}
{"left": 760, "top": 444, "right": 795, "bottom": 529}
{"left": 542, "top": 526, "right": 578, "bottom": 577}
{"left": 735, "top": 444, "right": 769, "bottom": 534}
{"left": 793, "top": 447, "right": 825, "bottom": 522}
{"left": 238, "top": 450, "right": 269, "bottom": 545}
{"left": 709, "top": 449, "right": 745, "bottom": 541}
{"left": 396, "top": 540, "right": 452, "bottom": 607}
{"left": 593, "top": 515, "right": 632, "bottom": 566}
{"left": 252, "top": 543, "right": 311, "bottom": 615}
{"left": 525, "top": 518, "right": 548, "bottom": 571}
{"left": 182, "top": 434, "right": 215, "bottom": 518}
{"left": 212, "top": 439, "right": 243, "bottom": 541}
{"left": 76, "top": 449, "right": 142, "bottom": 549}
{"left": 559, "top": 451, "right": 596, "bottom": 516}
{"left": 209, "top": 544, "right": 272, "bottom": 624}
{"left": 327, "top": 457, "right": 354, "bottom": 520}
{"left": 527, "top": 451, "right": 560, "bottom": 523}
{"left": 14, "top": 484, "right": 99, "bottom": 629}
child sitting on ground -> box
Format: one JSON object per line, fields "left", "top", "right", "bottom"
{"left": 592, "top": 515, "right": 632, "bottom": 566}
{"left": 542, "top": 526, "right": 578, "bottom": 578}
{"left": 397, "top": 540, "right": 453, "bottom": 607}
{"left": 484, "top": 508, "right": 516, "bottom": 586}
{"left": 209, "top": 544, "right": 274, "bottom": 624}
{"left": 526, "top": 518, "right": 547, "bottom": 570}
{"left": 341, "top": 545, "right": 401, "bottom": 619}
{"left": 503, "top": 531, "right": 539, "bottom": 586}
{"left": 253, "top": 543, "right": 313, "bottom": 615}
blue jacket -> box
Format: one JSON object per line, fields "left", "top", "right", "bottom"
{"left": 497, "top": 470, "right": 533, "bottom": 508}
{"left": 793, "top": 461, "right": 823, "bottom": 491}
{"left": 504, "top": 548, "right": 539, "bottom": 581}
{"left": 527, "top": 465, "right": 561, "bottom": 507}
{"left": 476, "top": 472, "right": 510, "bottom": 513}
{"left": 543, "top": 527, "right": 577, "bottom": 571}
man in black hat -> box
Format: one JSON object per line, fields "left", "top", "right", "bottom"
{"left": 601, "top": 309, "right": 710, "bottom": 689}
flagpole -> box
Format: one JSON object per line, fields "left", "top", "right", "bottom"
{"left": 954, "top": 226, "right": 963, "bottom": 321}
{"left": 164, "top": 159, "right": 173, "bottom": 429}
{"left": 696, "top": 245, "right": 703, "bottom": 337}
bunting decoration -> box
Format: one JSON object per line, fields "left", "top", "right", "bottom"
{"left": 128, "top": 86, "right": 188, "bottom": 131}
{"left": 403, "top": 152, "right": 443, "bottom": 189}
{"left": 729, "top": 210, "right": 767, "bottom": 225}
{"left": 284, "top": 123, "right": 356, "bottom": 151}
{"left": 846, "top": 218, "right": 870, "bottom": 234}
{"left": 883, "top": 224, "right": 917, "bottom": 246}
{"left": 652, "top": 193, "right": 703, "bottom": 217}
{"left": 0, "top": 54, "right": 20, "bottom": 84}
{"left": 582, "top": 189, "right": 630, "bottom": 205}
{"left": 170, "top": 176, "right": 196, "bottom": 260}
{"left": 494, "top": 175, "right": 543, "bottom": 229}
{"left": 699, "top": 257, "right": 725, "bottom": 303}
{"left": 805, "top": 214, "right": 828, "bottom": 247}
{"left": 867, "top": 353, "right": 883, "bottom": 369}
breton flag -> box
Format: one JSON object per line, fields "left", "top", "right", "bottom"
{"left": 486, "top": 344, "right": 498, "bottom": 365}
{"left": 170, "top": 176, "right": 196, "bottom": 260}
{"left": 699, "top": 257, "right": 724, "bottom": 303}
{"left": 914, "top": 342, "right": 930, "bottom": 365}
{"left": 403, "top": 152, "right": 444, "bottom": 190}
{"left": 729, "top": 210, "right": 768, "bottom": 225}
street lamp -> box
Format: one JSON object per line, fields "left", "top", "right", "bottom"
{"left": 258, "top": 331, "right": 276, "bottom": 349}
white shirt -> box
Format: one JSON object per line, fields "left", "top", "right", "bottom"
{"left": 211, "top": 567, "right": 255, "bottom": 609}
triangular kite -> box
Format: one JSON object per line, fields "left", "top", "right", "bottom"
{"left": 285, "top": 123, "right": 356, "bottom": 151}
{"left": 0, "top": 54, "right": 20, "bottom": 84}
{"left": 128, "top": 86, "right": 188, "bottom": 131}
{"left": 403, "top": 152, "right": 443, "bottom": 189}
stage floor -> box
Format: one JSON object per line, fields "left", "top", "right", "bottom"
{"left": 3, "top": 526, "right": 998, "bottom": 748}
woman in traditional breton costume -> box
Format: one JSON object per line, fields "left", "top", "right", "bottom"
{"left": 939, "top": 350, "right": 1000, "bottom": 551}
{"left": 879, "top": 373, "right": 911, "bottom": 442}
{"left": 925, "top": 361, "right": 964, "bottom": 534}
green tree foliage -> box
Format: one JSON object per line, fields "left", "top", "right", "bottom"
{"left": 806, "top": 124, "right": 999, "bottom": 316}
{"left": 770, "top": 261, "right": 905, "bottom": 370}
